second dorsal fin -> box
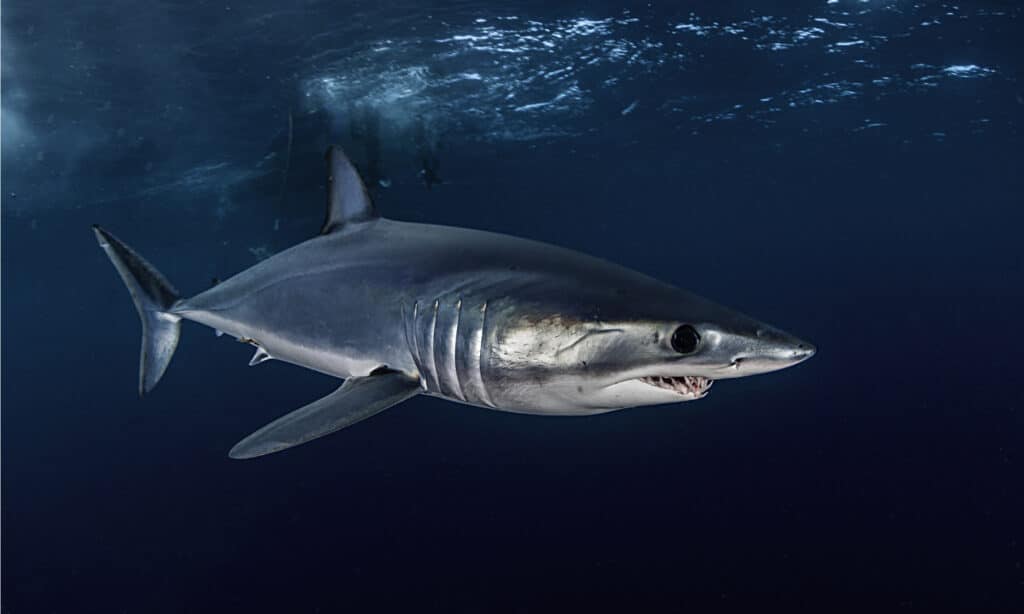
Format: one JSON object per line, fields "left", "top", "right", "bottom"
{"left": 322, "top": 145, "right": 377, "bottom": 234}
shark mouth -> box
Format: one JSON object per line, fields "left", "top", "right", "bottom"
{"left": 638, "top": 375, "right": 713, "bottom": 396}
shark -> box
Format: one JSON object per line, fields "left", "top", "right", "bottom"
{"left": 95, "top": 145, "right": 815, "bottom": 460}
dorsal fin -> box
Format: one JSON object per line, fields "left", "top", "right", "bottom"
{"left": 321, "top": 145, "right": 377, "bottom": 234}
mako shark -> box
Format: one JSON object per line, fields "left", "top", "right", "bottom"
{"left": 95, "top": 146, "right": 815, "bottom": 459}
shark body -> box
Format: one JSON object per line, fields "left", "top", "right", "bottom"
{"left": 95, "top": 146, "right": 814, "bottom": 459}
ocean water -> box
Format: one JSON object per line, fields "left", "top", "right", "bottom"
{"left": 2, "top": 0, "right": 1022, "bottom": 610}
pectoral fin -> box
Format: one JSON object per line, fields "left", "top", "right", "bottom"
{"left": 228, "top": 371, "right": 421, "bottom": 460}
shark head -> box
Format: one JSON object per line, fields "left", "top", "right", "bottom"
{"left": 578, "top": 316, "right": 816, "bottom": 409}
{"left": 481, "top": 278, "right": 815, "bottom": 413}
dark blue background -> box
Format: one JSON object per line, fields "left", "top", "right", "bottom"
{"left": 3, "top": 1, "right": 1022, "bottom": 610}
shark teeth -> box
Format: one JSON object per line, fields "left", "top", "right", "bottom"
{"left": 638, "top": 375, "right": 713, "bottom": 396}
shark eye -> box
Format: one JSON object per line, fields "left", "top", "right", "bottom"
{"left": 671, "top": 325, "right": 700, "bottom": 354}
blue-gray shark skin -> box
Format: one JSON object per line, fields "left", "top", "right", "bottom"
{"left": 95, "top": 146, "right": 815, "bottom": 459}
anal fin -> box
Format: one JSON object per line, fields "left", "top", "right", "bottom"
{"left": 228, "top": 371, "right": 421, "bottom": 459}
{"left": 248, "top": 347, "right": 272, "bottom": 366}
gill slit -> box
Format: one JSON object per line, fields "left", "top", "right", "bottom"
{"left": 410, "top": 301, "right": 424, "bottom": 386}
{"left": 427, "top": 299, "right": 440, "bottom": 393}
{"left": 477, "top": 300, "right": 495, "bottom": 407}
{"left": 451, "top": 298, "right": 465, "bottom": 401}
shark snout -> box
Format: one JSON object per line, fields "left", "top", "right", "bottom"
{"left": 791, "top": 342, "right": 816, "bottom": 361}
{"left": 755, "top": 328, "right": 814, "bottom": 367}
{"left": 710, "top": 326, "right": 815, "bottom": 378}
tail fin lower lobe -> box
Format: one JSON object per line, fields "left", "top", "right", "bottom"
{"left": 93, "top": 225, "right": 181, "bottom": 395}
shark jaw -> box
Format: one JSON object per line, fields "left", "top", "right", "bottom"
{"left": 637, "top": 375, "right": 713, "bottom": 398}
{"left": 588, "top": 374, "right": 714, "bottom": 409}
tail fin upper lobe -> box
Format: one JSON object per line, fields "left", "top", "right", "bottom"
{"left": 93, "top": 226, "right": 181, "bottom": 395}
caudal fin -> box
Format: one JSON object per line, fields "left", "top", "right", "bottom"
{"left": 93, "top": 225, "right": 181, "bottom": 395}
